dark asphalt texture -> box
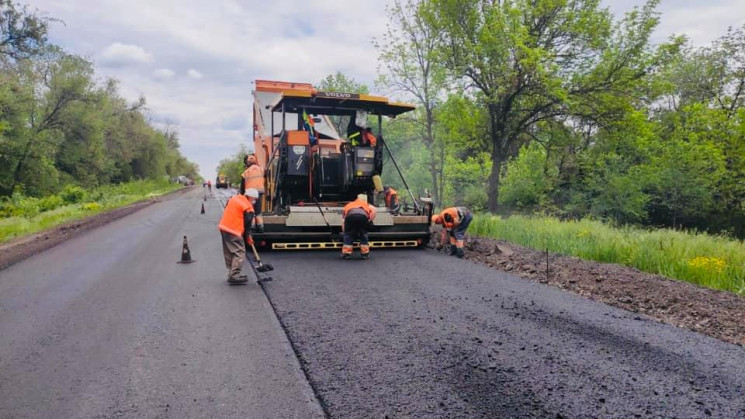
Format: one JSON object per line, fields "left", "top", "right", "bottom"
{"left": 262, "top": 249, "right": 745, "bottom": 418}
{"left": 0, "top": 189, "right": 323, "bottom": 418}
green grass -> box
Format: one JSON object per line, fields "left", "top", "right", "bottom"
{"left": 470, "top": 214, "right": 745, "bottom": 295}
{"left": 0, "top": 180, "right": 182, "bottom": 244}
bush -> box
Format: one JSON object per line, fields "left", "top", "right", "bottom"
{"left": 61, "top": 185, "right": 86, "bottom": 204}
{"left": 38, "top": 195, "right": 64, "bottom": 212}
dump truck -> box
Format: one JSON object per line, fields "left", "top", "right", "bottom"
{"left": 250, "top": 80, "right": 434, "bottom": 250}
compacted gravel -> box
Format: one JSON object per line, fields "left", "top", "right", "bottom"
{"left": 262, "top": 249, "right": 745, "bottom": 418}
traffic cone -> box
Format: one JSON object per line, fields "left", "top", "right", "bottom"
{"left": 200, "top": 203, "right": 205, "bottom": 214}
{"left": 177, "top": 235, "right": 195, "bottom": 263}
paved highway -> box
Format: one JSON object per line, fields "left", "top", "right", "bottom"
{"left": 0, "top": 188, "right": 322, "bottom": 418}
{"left": 1, "top": 188, "right": 743, "bottom": 418}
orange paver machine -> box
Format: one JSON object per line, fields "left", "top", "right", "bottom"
{"left": 251, "top": 80, "right": 433, "bottom": 250}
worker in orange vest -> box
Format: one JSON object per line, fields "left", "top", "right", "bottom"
{"left": 431, "top": 206, "right": 472, "bottom": 258}
{"left": 362, "top": 128, "right": 377, "bottom": 147}
{"left": 241, "top": 154, "right": 265, "bottom": 232}
{"left": 382, "top": 186, "right": 399, "bottom": 214}
{"left": 341, "top": 194, "right": 377, "bottom": 259}
{"left": 218, "top": 188, "right": 258, "bottom": 284}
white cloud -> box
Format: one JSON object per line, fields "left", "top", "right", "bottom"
{"left": 187, "top": 69, "right": 203, "bottom": 79}
{"left": 153, "top": 68, "right": 175, "bottom": 79}
{"left": 99, "top": 42, "right": 153, "bottom": 66}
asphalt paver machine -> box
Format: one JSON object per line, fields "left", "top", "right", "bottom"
{"left": 251, "top": 80, "right": 433, "bottom": 250}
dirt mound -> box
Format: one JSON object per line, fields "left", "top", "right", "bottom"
{"left": 434, "top": 233, "right": 745, "bottom": 346}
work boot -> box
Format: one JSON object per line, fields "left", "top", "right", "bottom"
{"left": 228, "top": 275, "right": 248, "bottom": 284}
{"left": 455, "top": 248, "right": 465, "bottom": 259}
{"left": 449, "top": 244, "right": 458, "bottom": 256}
{"left": 255, "top": 224, "right": 264, "bottom": 233}
{"left": 341, "top": 253, "right": 351, "bottom": 260}
{"left": 361, "top": 253, "right": 369, "bottom": 260}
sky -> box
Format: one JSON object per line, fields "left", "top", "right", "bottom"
{"left": 29, "top": 0, "right": 745, "bottom": 181}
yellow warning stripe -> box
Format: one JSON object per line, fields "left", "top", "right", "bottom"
{"left": 272, "top": 240, "right": 419, "bottom": 250}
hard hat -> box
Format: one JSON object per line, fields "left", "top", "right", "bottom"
{"left": 245, "top": 188, "right": 259, "bottom": 198}
{"left": 357, "top": 194, "right": 368, "bottom": 203}
{"left": 431, "top": 214, "right": 442, "bottom": 225}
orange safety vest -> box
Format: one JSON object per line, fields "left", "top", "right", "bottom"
{"left": 364, "top": 131, "right": 377, "bottom": 147}
{"left": 440, "top": 206, "right": 468, "bottom": 229}
{"left": 384, "top": 187, "right": 398, "bottom": 208}
{"left": 242, "top": 164, "right": 265, "bottom": 193}
{"left": 342, "top": 198, "right": 377, "bottom": 221}
{"left": 218, "top": 195, "right": 255, "bottom": 237}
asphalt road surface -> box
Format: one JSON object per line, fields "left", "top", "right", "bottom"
{"left": 0, "top": 188, "right": 323, "bottom": 418}
{"left": 1, "top": 188, "right": 744, "bottom": 418}
{"left": 263, "top": 250, "right": 745, "bottom": 417}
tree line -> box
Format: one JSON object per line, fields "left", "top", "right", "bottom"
{"left": 374, "top": 0, "right": 745, "bottom": 238}
{"left": 0, "top": 0, "right": 199, "bottom": 199}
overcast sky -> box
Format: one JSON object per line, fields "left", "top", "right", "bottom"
{"left": 30, "top": 0, "right": 745, "bottom": 181}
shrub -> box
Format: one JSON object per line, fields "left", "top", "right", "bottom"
{"left": 38, "top": 195, "right": 64, "bottom": 212}
{"left": 61, "top": 185, "right": 86, "bottom": 204}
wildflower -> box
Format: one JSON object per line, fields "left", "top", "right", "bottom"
{"left": 687, "top": 256, "right": 727, "bottom": 274}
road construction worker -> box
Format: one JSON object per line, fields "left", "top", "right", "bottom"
{"left": 362, "top": 127, "right": 377, "bottom": 147}
{"left": 218, "top": 188, "right": 258, "bottom": 284}
{"left": 381, "top": 186, "right": 400, "bottom": 214}
{"left": 432, "top": 206, "right": 472, "bottom": 258}
{"left": 241, "top": 154, "right": 265, "bottom": 232}
{"left": 207, "top": 179, "right": 212, "bottom": 194}
{"left": 341, "top": 193, "right": 377, "bottom": 259}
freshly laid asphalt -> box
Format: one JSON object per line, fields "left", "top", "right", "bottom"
{"left": 1, "top": 187, "right": 744, "bottom": 418}
{"left": 0, "top": 188, "right": 323, "bottom": 418}
{"left": 262, "top": 249, "right": 745, "bottom": 418}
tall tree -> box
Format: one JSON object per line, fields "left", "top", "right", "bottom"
{"left": 376, "top": 0, "right": 448, "bottom": 206}
{"left": 429, "top": 0, "right": 662, "bottom": 211}
{"left": 0, "top": 0, "right": 53, "bottom": 60}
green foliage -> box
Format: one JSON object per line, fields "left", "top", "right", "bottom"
{"left": 426, "top": 0, "right": 662, "bottom": 211}
{"left": 0, "top": 179, "right": 179, "bottom": 243}
{"left": 0, "top": 0, "right": 53, "bottom": 60}
{"left": 500, "top": 143, "right": 556, "bottom": 211}
{"left": 376, "top": 3, "right": 745, "bottom": 238}
{"left": 0, "top": 32, "right": 198, "bottom": 199}
{"left": 60, "top": 184, "right": 85, "bottom": 204}
{"left": 215, "top": 144, "right": 250, "bottom": 187}
{"left": 471, "top": 214, "right": 745, "bottom": 295}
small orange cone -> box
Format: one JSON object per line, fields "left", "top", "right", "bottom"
{"left": 200, "top": 203, "right": 205, "bottom": 214}
{"left": 177, "top": 236, "right": 195, "bottom": 263}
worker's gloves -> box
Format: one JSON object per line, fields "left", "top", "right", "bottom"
{"left": 246, "top": 236, "right": 255, "bottom": 246}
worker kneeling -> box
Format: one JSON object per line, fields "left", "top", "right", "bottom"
{"left": 432, "top": 206, "right": 472, "bottom": 258}
{"left": 218, "top": 188, "right": 258, "bottom": 284}
{"left": 341, "top": 194, "right": 377, "bottom": 260}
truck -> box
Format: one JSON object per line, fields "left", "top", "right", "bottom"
{"left": 250, "top": 80, "right": 433, "bottom": 250}
{"left": 216, "top": 173, "right": 228, "bottom": 189}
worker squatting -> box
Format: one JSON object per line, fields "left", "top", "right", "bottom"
{"left": 217, "top": 154, "right": 473, "bottom": 283}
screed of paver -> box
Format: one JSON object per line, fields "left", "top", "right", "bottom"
{"left": 262, "top": 249, "right": 745, "bottom": 418}
{"left": 0, "top": 188, "right": 323, "bottom": 418}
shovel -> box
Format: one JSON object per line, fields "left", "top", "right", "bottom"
{"left": 248, "top": 238, "right": 274, "bottom": 272}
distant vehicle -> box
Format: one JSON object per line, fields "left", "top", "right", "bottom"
{"left": 216, "top": 173, "right": 228, "bottom": 189}
{"left": 175, "top": 175, "right": 193, "bottom": 186}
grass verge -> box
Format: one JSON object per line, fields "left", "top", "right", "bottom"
{"left": 470, "top": 215, "right": 745, "bottom": 295}
{"left": 0, "top": 180, "right": 182, "bottom": 244}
